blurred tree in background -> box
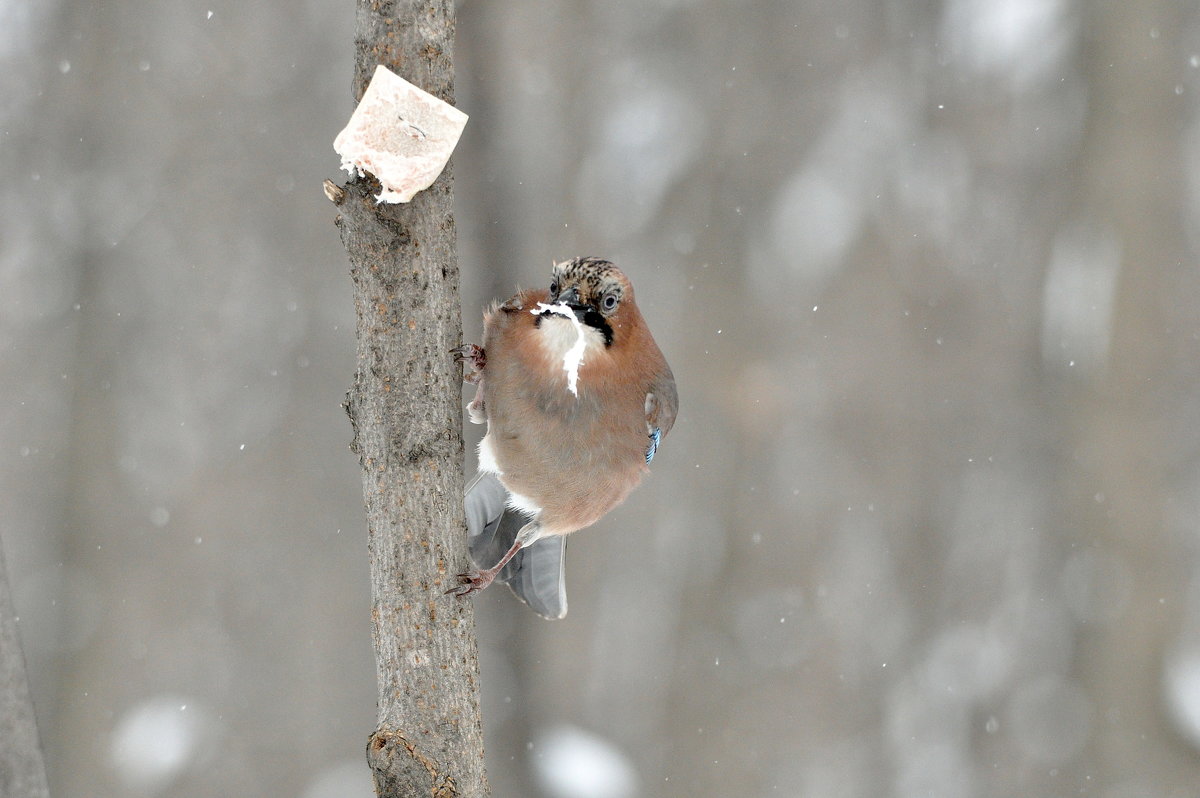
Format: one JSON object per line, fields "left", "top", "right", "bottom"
{"left": 3, "top": 1, "right": 1200, "bottom": 796}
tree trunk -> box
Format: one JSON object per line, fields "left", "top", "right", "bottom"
{"left": 337, "top": 2, "right": 489, "bottom": 796}
{"left": 0, "top": 537, "right": 50, "bottom": 798}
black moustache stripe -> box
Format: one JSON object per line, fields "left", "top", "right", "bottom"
{"left": 581, "top": 309, "right": 614, "bottom": 347}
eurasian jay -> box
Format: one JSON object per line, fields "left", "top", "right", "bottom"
{"left": 448, "top": 257, "right": 678, "bottom": 618}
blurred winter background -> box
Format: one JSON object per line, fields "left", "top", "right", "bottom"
{"left": 5, "top": 0, "right": 1200, "bottom": 796}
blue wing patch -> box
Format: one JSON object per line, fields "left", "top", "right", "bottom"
{"left": 646, "top": 427, "right": 662, "bottom": 464}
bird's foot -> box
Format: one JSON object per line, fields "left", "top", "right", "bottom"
{"left": 450, "top": 344, "right": 486, "bottom": 382}
{"left": 466, "top": 395, "right": 486, "bottom": 425}
{"left": 445, "top": 566, "right": 500, "bottom": 597}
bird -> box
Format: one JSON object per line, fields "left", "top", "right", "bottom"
{"left": 447, "top": 256, "right": 677, "bottom": 618}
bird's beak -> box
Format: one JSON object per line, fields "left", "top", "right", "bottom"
{"left": 557, "top": 287, "right": 586, "bottom": 312}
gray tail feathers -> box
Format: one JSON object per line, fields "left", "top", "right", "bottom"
{"left": 464, "top": 472, "right": 568, "bottom": 619}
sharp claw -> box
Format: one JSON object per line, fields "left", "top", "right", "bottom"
{"left": 450, "top": 344, "right": 486, "bottom": 368}
{"left": 445, "top": 569, "right": 496, "bottom": 598}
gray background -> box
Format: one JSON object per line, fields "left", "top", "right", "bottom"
{"left": 4, "top": 0, "right": 1200, "bottom": 796}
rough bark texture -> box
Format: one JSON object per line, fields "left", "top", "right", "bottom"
{"left": 337, "top": 2, "right": 489, "bottom": 796}
{"left": 0, "top": 537, "right": 50, "bottom": 798}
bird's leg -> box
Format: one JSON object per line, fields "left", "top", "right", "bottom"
{"left": 445, "top": 536, "right": 524, "bottom": 597}
{"left": 450, "top": 343, "right": 486, "bottom": 383}
{"left": 447, "top": 522, "right": 547, "bottom": 598}
{"left": 451, "top": 344, "right": 487, "bottom": 422}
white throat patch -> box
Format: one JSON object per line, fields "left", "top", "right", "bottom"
{"left": 530, "top": 302, "right": 603, "bottom": 396}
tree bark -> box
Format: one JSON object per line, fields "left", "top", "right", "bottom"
{"left": 0, "top": 536, "right": 50, "bottom": 798}
{"left": 337, "top": 2, "right": 489, "bottom": 796}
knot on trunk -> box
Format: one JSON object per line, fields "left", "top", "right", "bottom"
{"left": 367, "top": 727, "right": 459, "bottom": 798}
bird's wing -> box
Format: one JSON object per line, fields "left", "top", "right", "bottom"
{"left": 464, "top": 471, "right": 568, "bottom": 620}
{"left": 464, "top": 470, "right": 509, "bottom": 549}
{"left": 503, "top": 528, "right": 568, "bottom": 620}
{"left": 644, "top": 366, "right": 678, "bottom": 463}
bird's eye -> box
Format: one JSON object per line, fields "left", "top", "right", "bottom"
{"left": 602, "top": 294, "right": 618, "bottom": 312}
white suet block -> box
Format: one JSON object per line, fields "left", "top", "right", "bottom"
{"left": 333, "top": 65, "right": 468, "bottom": 203}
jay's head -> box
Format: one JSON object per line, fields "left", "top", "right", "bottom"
{"left": 546, "top": 257, "right": 637, "bottom": 348}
